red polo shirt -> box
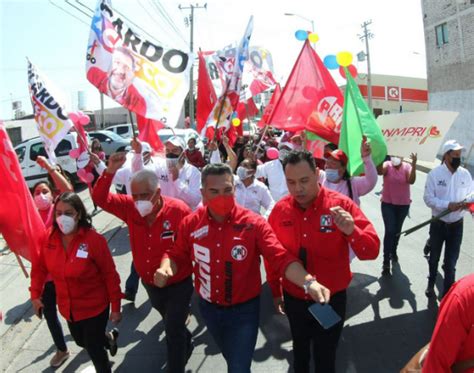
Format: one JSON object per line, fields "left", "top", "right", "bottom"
{"left": 168, "top": 204, "right": 298, "bottom": 306}
{"left": 30, "top": 227, "right": 122, "bottom": 322}
{"left": 423, "top": 274, "right": 474, "bottom": 373}
{"left": 268, "top": 187, "right": 380, "bottom": 299}
{"left": 92, "top": 171, "right": 193, "bottom": 286}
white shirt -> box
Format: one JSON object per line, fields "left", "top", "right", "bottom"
{"left": 319, "top": 156, "right": 378, "bottom": 206}
{"left": 423, "top": 163, "right": 473, "bottom": 223}
{"left": 95, "top": 158, "right": 134, "bottom": 194}
{"left": 235, "top": 176, "right": 275, "bottom": 218}
{"left": 132, "top": 153, "right": 202, "bottom": 211}
{"left": 256, "top": 159, "right": 288, "bottom": 202}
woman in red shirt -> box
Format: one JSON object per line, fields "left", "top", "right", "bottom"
{"left": 31, "top": 156, "right": 73, "bottom": 368}
{"left": 30, "top": 192, "right": 122, "bottom": 373}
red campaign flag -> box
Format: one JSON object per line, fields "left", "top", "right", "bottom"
{"left": 0, "top": 121, "right": 44, "bottom": 263}
{"left": 235, "top": 98, "right": 259, "bottom": 136}
{"left": 258, "top": 83, "right": 281, "bottom": 128}
{"left": 196, "top": 52, "right": 218, "bottom": 134}
{"left": 269, "top": 41, "right": 343, "bottom": 144}
{"left": 136, "top": 115, "right": 165, "bottom": 155}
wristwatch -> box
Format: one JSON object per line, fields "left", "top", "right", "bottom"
{"left": 303, "top": 277, "right": 317, "bottom": 294}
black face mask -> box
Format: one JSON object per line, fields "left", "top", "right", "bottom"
{"left": 166, "top": 153, "right": 180, "bottom": 159}
{"left": 450, "top": 157, "right": 461, "bottom": 170}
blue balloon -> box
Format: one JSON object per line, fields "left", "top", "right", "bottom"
{"left": 323, "top": 55, "right": 339, "bottom": 70}
{"left": 295, "top": 29, "right": 308, "bottom": 41}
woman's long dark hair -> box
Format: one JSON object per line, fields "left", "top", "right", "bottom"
{"left": 52, "top": 192, "right": 92, "bottom": 231}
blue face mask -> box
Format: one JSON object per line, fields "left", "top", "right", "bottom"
{"left": 325, "top": 168, "right": 341, "bottom": 183}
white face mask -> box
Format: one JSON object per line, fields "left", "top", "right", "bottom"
{"left": 236, "top": 166, "right": 253, "bottom": 181}
{"left": 56, "top": 215, "right": 77, "bottom": 235}
{"left": 135, "top": 200, "right": 154, "bottom": 217}
{"left": 325, "top": 168, "right": 341, "bottom": 183}
{"left": 34, "top": 193, "right": 53, "bottom": 211}
{"left": 391, "top": 157, "right": 402, "bottom": 167}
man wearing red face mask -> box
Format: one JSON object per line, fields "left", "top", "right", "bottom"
{"left": 155, "top": 163, "right": 331, "bottom": 373}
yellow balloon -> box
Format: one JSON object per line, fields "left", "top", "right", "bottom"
{"left": 336, "top": 51, "right": 353, "bottom": 67}
{"left": 232, "top": 118, "right": 241, "bottom": 127}
{"left": 308, "top": 33, "right": 319, "bottom": 43}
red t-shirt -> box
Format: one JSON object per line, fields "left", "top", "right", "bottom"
{"left": 30, "top": 227, "right": 122, "bottom": 322}
{"left": 268, "top": 187, "right": 380, "bottom": 299}
{"left": 423, "top": 274, "right": 474, "bottom": 373}
{"left": 168, "top": 204, "right": 298, "bottom": 306}
{"left": 92, "top": 171, "right": 193, "bottom": 285}
{"left": 185, "top": 149, "right": 206, "bottom": 168}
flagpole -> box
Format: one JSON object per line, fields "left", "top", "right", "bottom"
{"left": 128, "top": 111, "right": 137, "bottom": 138}
{"left": 213, "top": 79, "right": 231, "bottom": 141}
{"left": 14, "top": 254, "right": 29, "bottom": 278}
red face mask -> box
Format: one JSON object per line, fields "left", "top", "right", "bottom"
{"left": 206, "top": 195, "right": 235, "bottom": 216}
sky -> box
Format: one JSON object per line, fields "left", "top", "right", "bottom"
{"left": 0, "top": 0, "right": 427, "bottom": 120}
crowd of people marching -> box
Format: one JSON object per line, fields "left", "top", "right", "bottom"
{"left": 28, "top": 126, "right": 473, "bottom": 373}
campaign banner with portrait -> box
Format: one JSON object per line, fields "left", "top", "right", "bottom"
{"left": 203, "top": 45, "right": 276, "bottom": 100}
{"left": 86, "top": 0, "right": 193, "bottom": 128}
{"left": 377, "top": 111, "right": 458, "bottom": 161}
{"left": 27, "top": 60, "right": 73, "bottom": 163}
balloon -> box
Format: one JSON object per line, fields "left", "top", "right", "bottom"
{"left": 308, "top": 33, "right": 319, "bottom": 43}
{"left": 323, "top": 55, "right": 339, "bottom": 70}
{"left": 336, "top": 51, "right": 353, "bottom": 67}
{"left": 266, "top": 147, "right": 279, "bottom": 160}
{"left": 232, "top": 112, "right": 238, "bottom": 119}
{"left": 69, "top": 148, "right": 81, "bottom": 159}
{"left": 76, "top": 151, "right": 90, "bottom": 169}
{"left": 78, "top": 113, "right": 90, "bottom": 125}
{"left": 68, "top": 112, "right": 79, "bottom": 123}
{"left": 77, "top": 168, "right": 94, "bottom": 184}
{"left": 232, "top": 118, "right": 241, "bottom": 127}
{"left": 339, "top": 64, "right": 358, "bottom": 79}
{"left": 295, "top": 29, "right": 308, "bottom": 41}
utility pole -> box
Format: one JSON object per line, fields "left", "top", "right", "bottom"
{"left": 179, "top": 3, "right": 207, "bottom": 129}
{"left": 359, "top": 20, "right": 374, "bottom": 111}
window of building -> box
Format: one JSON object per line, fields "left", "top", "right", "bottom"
{"left": 435, "top": 23, "right": 448, "bottom": 47}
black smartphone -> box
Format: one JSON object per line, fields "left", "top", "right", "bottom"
{"left": 308, "top": 303, "right": 341, "bottom": 330}
{"left": 37, "top": 307, "right": 43, "bottom": 319}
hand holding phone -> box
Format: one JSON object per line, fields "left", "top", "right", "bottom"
{"left": 308, "top": 303, "right": 341, "bottom": 330}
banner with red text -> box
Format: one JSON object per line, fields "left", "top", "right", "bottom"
{"left": 377, "top": 111, "right": 458, "bottom": 161}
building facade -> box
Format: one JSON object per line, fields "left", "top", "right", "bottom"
{"left": 421, "top": 0, "right": 474, "bottom": 166}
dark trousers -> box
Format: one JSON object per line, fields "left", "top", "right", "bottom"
{"left": 284, "top": 290, "right": 347, "bottom": 373}
{"left": 142, "top": 277, "right": 193, "bottom": 373}
{"left": 428, "top": 218, "right": 463, "bottom": 296}
{"left": 198, "top": 296, "right": 260, "bottom": 373}
{"left": 381, "top": 202, "right": 410, "bottom": 263}
{"left": 42, "top": 281, "right": 67, "bottom": 352}
{"left": 67, "top": 307, "right": 110, "bottom": 373}
{"left": 125, "top": 262, "right": 140, "bottom": 295}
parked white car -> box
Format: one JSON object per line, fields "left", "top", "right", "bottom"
{"left": 88, "top": 130, "right": 131, "bottom": 157}
{"left": 14, "top": 133, "right": 83, "bottom": 188}
{"left": 106, "top": 123, "right": 138, "bottom": 139}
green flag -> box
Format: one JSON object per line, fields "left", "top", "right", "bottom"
{"left": 339, "top": 67, "right": 387, "bottom": 176}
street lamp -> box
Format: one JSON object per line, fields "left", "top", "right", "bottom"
{"left": 284, "top": 12, "right": 316, "bottom": 47}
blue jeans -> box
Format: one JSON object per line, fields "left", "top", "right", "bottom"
{"left": 198, "top": 296, "right": 260, "bottom": 373}
{"left": 42, "top": 281, "right": 67, "bottom": 352}
{"left": 428, "top": 218, "right": 463, "bottom": 296}
{"left": 381, "top": 202, "right": 410, "bottom": 263}
{"left": 125, "top": 262, "right": 139, "bottom": 295}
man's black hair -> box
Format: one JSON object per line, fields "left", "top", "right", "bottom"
{"left": 201, "top": 163, "right": 234, "bottom": 186}
{"left": 282, "top": 150, "right": 316, "bottom": 172}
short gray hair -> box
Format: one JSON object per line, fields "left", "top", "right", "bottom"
{"left": 130, "top": 169, "right": 159, "bottom": 191}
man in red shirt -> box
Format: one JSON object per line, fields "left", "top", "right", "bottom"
{"left": 422, "top": 273, "right": 474, "bottom": 372}
{"left": 268, "top": 150, "right": 380, "bottom": 373}
{"left": 156, "top": 163, "right": 331, "bottom": 373}
{"left": 92, "top": 152, "right": 194, "bottom": 373}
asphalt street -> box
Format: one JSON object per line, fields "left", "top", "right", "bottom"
{"left": 1, "top": 168, "right": 473, "bottom": 373}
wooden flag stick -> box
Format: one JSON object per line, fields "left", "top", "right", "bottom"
{"left": 14, "top": 254, "right": 29, "bottom": 278}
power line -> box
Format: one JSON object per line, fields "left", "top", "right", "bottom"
{"left": 48, "top": 0, "right": 90, "bottom": 27}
